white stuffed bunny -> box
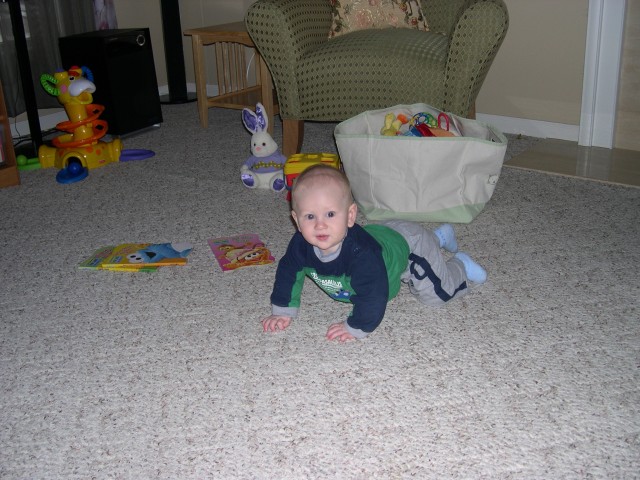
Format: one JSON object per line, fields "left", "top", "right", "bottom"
{"left": 240, "top": 103, "right": 286, "bottom": 191}
{"left": 242, "top": 102, "right": 278, "bottom": 157}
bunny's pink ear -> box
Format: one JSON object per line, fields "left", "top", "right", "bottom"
{"left": 242, "top": 108, "right": 259, "bottom": 133}
{"left": 255, "top": 103, "right": 268, "bottom": 132}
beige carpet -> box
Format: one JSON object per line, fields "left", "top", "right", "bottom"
{"left": 0, "top": 103, "right": 638, "bottom": 479}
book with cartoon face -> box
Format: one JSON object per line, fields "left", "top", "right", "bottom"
{"left": 208, "top": 234, "right": 274, "bottom": 271}
{"left": 79, "top": 243, "right": 193, "bottom": 270}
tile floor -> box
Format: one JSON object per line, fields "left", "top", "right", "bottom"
{"left": 505, "top": 138, "right": 640, "bottom": 188}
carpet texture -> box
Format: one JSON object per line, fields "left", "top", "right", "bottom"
{"left": 1, "top": 104, "right": 638, "bottom": 479}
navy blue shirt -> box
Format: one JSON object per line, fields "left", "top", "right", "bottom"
{"left": 271, "top": 224, "right": 409, "bottom": 336}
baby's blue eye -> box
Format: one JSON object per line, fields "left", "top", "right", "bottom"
{"left": 327, "top": 211, "right": 336, "bottom": 218}
{"left": 305, "top": 214, "right": 315, "bottom": 220}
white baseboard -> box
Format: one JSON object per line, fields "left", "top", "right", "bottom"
{"left": 12, "top": 85, "right": 579, "bottom": 144}
{"left": 476, "top": 113, "right": 579, "bottom": 142}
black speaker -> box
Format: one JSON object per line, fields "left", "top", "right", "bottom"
{"left": 59, "top": 28, "right": 163, "bottom": 136}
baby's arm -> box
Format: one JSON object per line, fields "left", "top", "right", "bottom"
{"left": 340, "top": 257, "right": 389, "bottom": 339}
{"left": 263, "top": 234, "right": 306, "bottom": 334}
{"left": 262, "top": 315, "right": 292, "bottom": 332}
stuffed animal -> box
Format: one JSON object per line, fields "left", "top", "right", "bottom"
{"left": 240, "top": 103, "right": 286, "bottom": 191}
{"left": 380, "top": 113, "right": 410, "bottom": 136}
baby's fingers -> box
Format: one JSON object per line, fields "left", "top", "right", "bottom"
{"left": 326, "top": 322, "right": 354, "bottom": 342}
{"left": 325, "top": 324, "right": 343, "bottom": 339}
{"left": 276, "top": 318, "right": 291, "bottom": 330}
{"left": 336, "top": 333, "right": 355, "bottom": 343}
{"left": 261, "top": 317, "right": 274, "bottom": 332}
{"left": 262, "top": 316, "right": 290, "bottom": 332}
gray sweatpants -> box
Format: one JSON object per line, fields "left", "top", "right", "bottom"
{"left": 382, "top": 220, "right": 468, "bottom": 306}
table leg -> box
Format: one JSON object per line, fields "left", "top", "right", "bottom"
{"left": 257, "top": 53, "right": 275, "bottom": 136}
{"left": 190, "top": 34, "right": 208, "bottom": 128}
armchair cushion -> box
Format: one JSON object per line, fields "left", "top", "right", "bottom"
{"left": 299, "top": 28, "right": 448, "bottom": 119}
{"left": 329, "top": 0, "right": 429, "bottom": 38}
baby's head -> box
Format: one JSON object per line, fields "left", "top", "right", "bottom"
{"left": 291, "top": 164, "right": 353, "bottom": 211}
{"left": 290, "top": 165, "right": 357, "bottom": 255}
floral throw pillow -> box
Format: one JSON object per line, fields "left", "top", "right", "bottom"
{"left": 329, "top": 0, "right": 429, "bottom": 39}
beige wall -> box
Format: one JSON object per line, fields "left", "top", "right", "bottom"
{"left": 179, "top": 1, "right": 255, "bottom": 90}
{"left": 111, "top": 0, "right": 166, "bottom": 84}
{"left": 476, "top": 0, "right": 589, "bottom": 126}
{"left": 112, "top": 0, "right": 251, "bottom": 87}
{"left": 113, "top": 0, "right": 638, "bottom": 150}
{"left": 114, "top": 0, "right": 591, "bottom": 126}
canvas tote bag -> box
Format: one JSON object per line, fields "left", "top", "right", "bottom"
{"left": 334, "top": 104, "right": 508, "bottom": 223}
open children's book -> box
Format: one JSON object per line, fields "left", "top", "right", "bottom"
{"left": 79, "top": 242, "right": 193, "bottom": 271}
{"left": 208, "top": 233, "right": 274, "bottom": 271}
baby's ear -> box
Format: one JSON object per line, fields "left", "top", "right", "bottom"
{"left": 347, "top": 202, "right": 357, "bottom": 227}
{"left": 291, "top": 210, "right": 300, "bottom": 230}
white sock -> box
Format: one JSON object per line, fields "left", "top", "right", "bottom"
{"left": 454, "top": 252, "right": 487, "bottom": 283}
{"left": 434, "top": 224, "right": 458, "bottom": 253}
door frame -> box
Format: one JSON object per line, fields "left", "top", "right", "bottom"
{"left": 579, "top": 0, "right": 626, "bottom": 148}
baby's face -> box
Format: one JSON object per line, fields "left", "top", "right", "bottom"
{"left": 292, "top": 179, "right": 356, "bottom": 255}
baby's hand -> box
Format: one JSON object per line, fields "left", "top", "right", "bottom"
{"left": 262, "top": 315, "right": 292, "bottom": 333}
{"left": 326, "top": 322, "right": 356, "bottom": 343}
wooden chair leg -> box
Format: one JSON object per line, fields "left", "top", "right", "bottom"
{"left": 468, "top": 103, "right": 476, "bottom": 119}
{"left": 282, "top": 119, "right": 304, "bottom": 157}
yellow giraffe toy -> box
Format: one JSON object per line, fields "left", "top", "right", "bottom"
{"left": 38, "top": 66, "right": 122, "bottom": 183}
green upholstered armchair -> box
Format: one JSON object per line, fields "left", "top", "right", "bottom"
{"left": 245, "top": 0, "right": 509, "bottom": 156}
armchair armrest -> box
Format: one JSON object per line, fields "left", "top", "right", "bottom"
{"left": 442, "top": 0, "right": 509, "bottom": 116}
{"left": 421, "top": 0, "right": 468, "bottom": 37}
{"left": 246, "top": 0, "right": 332, "bottom": 118}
